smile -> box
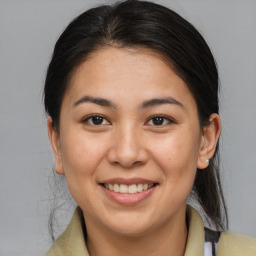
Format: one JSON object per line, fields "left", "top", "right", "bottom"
{"left": 99, "top": 178, "right": 158, "bottom": 205}
{"left": 103, "top": 183, "right": 154, "bottom": 194}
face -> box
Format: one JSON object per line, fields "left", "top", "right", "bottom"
{"left": 48, "top": 47, "right": 216, "bottom": 236}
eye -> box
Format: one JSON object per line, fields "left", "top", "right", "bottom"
{"left": 82, "top": 115, "right": 110, "bottom": 126}
{"left": 146, "top": 115, "right": 173, "bottom": 126}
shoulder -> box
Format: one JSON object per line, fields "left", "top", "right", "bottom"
{"left": 217, "top": 231, "right": 256, "bottom": 256}
{"left": 45, "top": 207, "right": 89, "bottom": 256}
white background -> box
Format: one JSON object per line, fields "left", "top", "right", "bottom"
{"left": 0, "top": 0, "right": 256, "bottom": 255}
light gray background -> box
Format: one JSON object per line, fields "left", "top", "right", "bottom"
{"left": 0, "top": 0, "right": 256, "bottom": 255}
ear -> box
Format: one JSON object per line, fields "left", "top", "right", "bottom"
{"left": 197, "top": 113, "right": 221, "bottom": 169}
{"left": 47, "top": 117, "right": 64, "bottom": 175}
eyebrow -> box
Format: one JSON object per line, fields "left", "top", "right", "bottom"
{"left": 140, "top": 97, "right": 183, "bottom": 109}
{"left": 73, "top": 95, "right": 117, "bottom": 108}
{"left": 73, "top": 95, "right": 183, "bottom": 109}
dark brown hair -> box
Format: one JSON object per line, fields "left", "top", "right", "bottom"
{"left": 44, "top": 0, "right": 228, "bottom": 238}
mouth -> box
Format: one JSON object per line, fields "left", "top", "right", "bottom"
{"left": 100, "top": 183, "right": 157, "bottom": 194}
{"left": 99, "top": 178, "right": 159, "bottom": 205}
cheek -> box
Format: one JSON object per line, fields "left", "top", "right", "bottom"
{"left": 150, "top": 134, "right": 199, "bottom": 167}
{"left": 148, "top": 131, "right": 200, "bottom": 185}
{"left": 58, "top": 130, "right": 108, "bottom": 206}
{"left": 59, "top": 129, "right": 106, "bottom": 177}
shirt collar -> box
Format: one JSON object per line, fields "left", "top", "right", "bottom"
{"left": 184, "top": 206, "right": 205, "bottom": 256}
{"left": 46, "top": 205, "right": 205, "bottom": 256}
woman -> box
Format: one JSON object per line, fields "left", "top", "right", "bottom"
{"left": 44, "top": 0, "right": 256, "bottom": 255}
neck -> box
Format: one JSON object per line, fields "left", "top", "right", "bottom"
{"left": 85, "top": 210, "right": 188, "bottom": 256}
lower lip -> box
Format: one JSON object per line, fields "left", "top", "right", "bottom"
{"left": 101, "top": 185, "right": 156, "bottom": 206}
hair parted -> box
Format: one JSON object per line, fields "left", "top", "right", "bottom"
{"left": 44, "top": 0, "right": 228, "bottom": 239}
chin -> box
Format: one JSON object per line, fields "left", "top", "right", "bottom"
{"left": 109, "top": 223, "right": 154, "bottom": 237}
{"left": 100, "top": 213, "right": 158, "bottom": 237}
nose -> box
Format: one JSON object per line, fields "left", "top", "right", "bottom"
{"left": 106, "top": 124, "right": 149, "bottom": 168}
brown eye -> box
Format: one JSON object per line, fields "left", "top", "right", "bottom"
{"left": 91, "top": 116, "right": 104, "bottom": 125}
{"left": 152, "top": 116, "right": 164, "bottom": 125}
{"left": 146, "top": 115, "right": 173, "bottom": 126}
{"left": 83, "top": 115, "right": 110, "bottom": 126}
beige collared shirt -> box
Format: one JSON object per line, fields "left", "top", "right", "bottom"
{"left": 46, "top": 206, "right": 256, "bottom": 256}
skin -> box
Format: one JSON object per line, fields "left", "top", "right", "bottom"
{"left": 48, "top": 47, "right": 221, "bottom": 256}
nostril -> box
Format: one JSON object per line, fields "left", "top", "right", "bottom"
{"left": 132, "top": 160, "right": 144, "bottom": 166}
{"left": 106, "top": 140, "right": 149, "bottom": 168}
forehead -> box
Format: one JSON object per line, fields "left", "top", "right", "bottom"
{"left": 63, "top": 47, "right": 196, "bottom": 109}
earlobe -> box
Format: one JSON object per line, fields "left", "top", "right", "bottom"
{"left": 47, "top": 117, "right": 64, "bottom": 175}
{"left": 197, "top": 113, "right": 221, "bottom": 169}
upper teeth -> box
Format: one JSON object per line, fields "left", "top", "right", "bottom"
{"left": 104, "top": 184, "right": 154, "bottom": 194}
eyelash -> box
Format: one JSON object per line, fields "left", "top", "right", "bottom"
{"left": 82, "top": 114, "right": 174, "bottom": 127}
{"left": 82, "top": 114, "right": 111, "bottom": 126}
{"left": 145, "top": 115, "right": 175, "bottom": 126}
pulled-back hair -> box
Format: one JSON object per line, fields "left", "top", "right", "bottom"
{"left": 44, "top": 0, "right": 228, "bottom": 238}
